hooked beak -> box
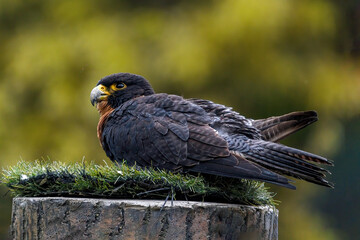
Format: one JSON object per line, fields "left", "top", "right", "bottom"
{"left": 90, "top": 84, "right": 110, "bottom": 106}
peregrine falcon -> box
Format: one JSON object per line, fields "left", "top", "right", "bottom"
{"left": 90, "top": 73, "right": 333, "bottom": 189}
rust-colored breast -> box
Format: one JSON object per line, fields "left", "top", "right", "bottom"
{"left": 96, "top": 101, "right": 114, "bottom": 145}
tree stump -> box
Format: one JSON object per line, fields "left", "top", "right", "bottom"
{"left": 11, "top": 197, "right": 278, "bottom": 240}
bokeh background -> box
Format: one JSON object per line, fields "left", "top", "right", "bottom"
{"left": 0, "top": 0, "right": 359, "bottom": 239}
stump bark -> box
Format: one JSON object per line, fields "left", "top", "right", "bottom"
{"left": 11, "top": 197, "right": 278, "bottom": 240}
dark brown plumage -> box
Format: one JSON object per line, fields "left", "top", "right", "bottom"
{"left": 90, "top": 73, "right": 334, "bottom": 189}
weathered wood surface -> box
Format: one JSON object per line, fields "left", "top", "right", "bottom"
{"left": 11, "top": 197, "right": 278, "bottom": 240}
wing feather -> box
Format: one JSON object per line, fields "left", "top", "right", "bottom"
{"left": 101, "top": 94, "right": 296, "bottom": 188}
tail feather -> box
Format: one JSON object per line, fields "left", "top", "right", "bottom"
{"left": 246, "top": 154, "right": 332, "bottom": 187}
{"left": 242, "top": 140, "right": 334, "bottom": 188}
{"left": 253, "top": 111, "right": 318, "bottom": 142}
{"left": 264, "top": 141, "right": 334, "bottom": 166}
{"left": 254, "top": 152, "right": 326, "bottom": 178}
{"left": 264, "top": 148, "right": 330, "bottom": 174}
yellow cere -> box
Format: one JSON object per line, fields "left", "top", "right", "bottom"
{"left": 98, "top": 84, "right": 112, "bottom": 96}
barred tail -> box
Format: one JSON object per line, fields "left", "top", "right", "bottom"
{"left": 242, "top": 140, "right": 333, "bottom": 188}
{"left": 253, "top": 111, "right": 318, "bottom": 142}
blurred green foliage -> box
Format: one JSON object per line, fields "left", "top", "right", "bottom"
{"left": 0, "top": 0, "right": 359, "bottom": 239}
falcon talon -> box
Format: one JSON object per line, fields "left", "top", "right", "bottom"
{"left": 160, "top": 194, "right": 170, "bottom": 212}
{"left": 91, "top": 73, "right": 334, "bottom": 190}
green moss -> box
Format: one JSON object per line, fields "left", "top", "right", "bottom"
{"left": 1, "top": 160, "right": 276, "bottom": 206}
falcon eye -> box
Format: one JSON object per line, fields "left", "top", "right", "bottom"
{"left": 116, "top": 83, "right": 125, "bottom": 88}
{"left": 111, "top": 82, "right": 127, "bottom": 91}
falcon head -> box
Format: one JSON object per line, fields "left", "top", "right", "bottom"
{"left": 90, "top": 73, "right": 155, "bottom": 109}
